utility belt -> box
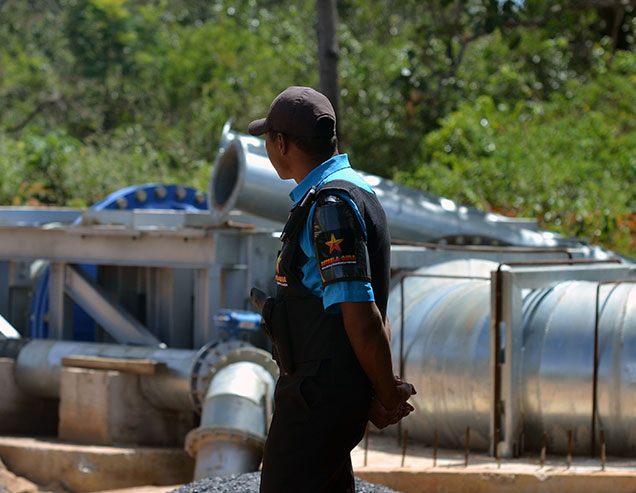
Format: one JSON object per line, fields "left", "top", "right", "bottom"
{"left": 256, "top": 293, "right": 338, "bottom": 376}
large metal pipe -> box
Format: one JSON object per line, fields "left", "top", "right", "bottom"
{"left": 185, "top": 348, "right": 276, "bottom": 479}
{"left": 389, "top": 260, "right": 636, "bottom": 455}
{"left": 12, "top": 339, "right": 197, "bottom": 410}
{"left": 388, "top": 260, "right": 494, "bottom": 450}
{"left": 209, "top": 124, "right": 595, "bottom": 250}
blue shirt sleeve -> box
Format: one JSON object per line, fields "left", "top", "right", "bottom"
{"left": 300, "top": 193, "right": 375, "bottom": 312}
{"left": 323, "top": 280, "right": 375, "bottom": 313}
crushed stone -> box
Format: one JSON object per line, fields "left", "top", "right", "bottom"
{"left": 169, "top": 472, "right": 400, "bottom": 493}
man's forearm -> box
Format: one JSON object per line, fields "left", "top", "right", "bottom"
{"left": 341, "top": 301, "right": 401, "bottom": 409}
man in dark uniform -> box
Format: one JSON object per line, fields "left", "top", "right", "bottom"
{"left": 248, "top": 86, "right": 416, "bottom": 493}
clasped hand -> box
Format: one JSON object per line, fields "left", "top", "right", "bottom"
{"left": 368, "top": 377, "right": 416, "bottom": 429}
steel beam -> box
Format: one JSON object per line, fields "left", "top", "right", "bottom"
{"left": 63, "top": 264, "right": 161, "bottom": 346}
{"left": 0, "top": 262, "right": 8, "bottom": 318}
{"left": 194, "top": 268, "right": 213, "bottom": 348}
{"left": 0, "top": 224, "right": 280, "bottom": 271}
{"left": 49, "top": 262, "right": 73, "bottom": 340}
{"left": 0, "top": 313, "right": 20, "bottom": 338}
{"left": 0, "top": 207, "right": 81, "bottom": 226}
{"left": 0, "top": 226, "right": 217, "bottom": 267}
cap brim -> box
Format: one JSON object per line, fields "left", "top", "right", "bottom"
{"left": 247, "top": 118, "right": 268, "bottom": 136}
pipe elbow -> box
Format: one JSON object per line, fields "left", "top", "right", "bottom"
{"left": 185, "top": 348, "right": 277, "bottom": 480}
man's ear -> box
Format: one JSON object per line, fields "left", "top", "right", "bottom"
{"left": 276, "top": 132, "right": 288, "bottom": 155}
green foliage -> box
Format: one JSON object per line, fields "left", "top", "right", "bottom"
{"left": 0, "top": 0, "right": 634, "bottom": 256}
{"left": 397, "top": 52, "right": 636, "bottom": 256}
{"left": 65, "top": 0, "right": 137, "bottom": 78}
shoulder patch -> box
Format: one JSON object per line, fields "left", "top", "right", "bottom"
{"left": 312, "top": 194, "right": 371, "bottom": 286}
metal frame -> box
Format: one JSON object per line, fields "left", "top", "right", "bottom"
{"left": 63, "top": 264, "right": 161, "bottom": 346}
{"left": 490, "top": 260, "right": 634, "bottom": 458}
{"left": 0, "top": 209, "right": 281, "bottom": 347}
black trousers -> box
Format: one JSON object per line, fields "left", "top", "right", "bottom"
{"left": 260, "top": 356, "right": 373, "bottom": 493}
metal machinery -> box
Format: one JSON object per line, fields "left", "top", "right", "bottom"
{"left": 0, "top": 123, "right": 634, "bottom": 484}
{"left": 0, "top": 182, "right": 282, "bottom": 477}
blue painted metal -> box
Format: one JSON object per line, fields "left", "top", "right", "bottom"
{"left": 213, "top": 309, "right": 262, "bottom": 342}
{"left": 29, "top": 184, "right": 208, "bottom": 340}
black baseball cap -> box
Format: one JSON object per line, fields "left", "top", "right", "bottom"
{"left": 248, "top": 86, "right": 336, "bottom": 138}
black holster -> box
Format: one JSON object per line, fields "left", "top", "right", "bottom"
{"left": 261, "top": 297, "right": 295, "bottom": 376}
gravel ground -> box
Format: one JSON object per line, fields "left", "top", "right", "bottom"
{"left": 169, "top": 472, "right": 400, "bottom": 493}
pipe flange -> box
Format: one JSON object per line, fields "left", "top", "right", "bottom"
{"left": 189, "top": 339, "right": 250, "bottom": 413}
{"left": 207, "top": 346, "right": 279, "bottom": 384}
{"left": 185, "top": 425, "right": 265, "bottom": 458}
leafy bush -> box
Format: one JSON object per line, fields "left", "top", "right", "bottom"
{"left": 397, "top": 52, "right": 636, "bottom": 257}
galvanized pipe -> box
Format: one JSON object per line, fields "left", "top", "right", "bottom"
{"left": 389, "top": 260, "right": 636, "bottom": 455}
{"left": 209, "top": 124, "right": 598, "bottom": 250}
{"left": 185, "top": 359, "right": 275, "bottom": 479}
{"left": 13, "top": 339, "right": 196, "bottom": 410}
{"left": 522, "top": 279, "right": 636, "bottom": 455}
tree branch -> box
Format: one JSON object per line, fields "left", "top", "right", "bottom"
{"left": 611, "top": 6, "right": 625, "bottom": 53}
{"left": 5, "top": 97, "right": 65, "bottom": 133}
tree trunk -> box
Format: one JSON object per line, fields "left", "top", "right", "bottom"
{"left": 316, "top": 0, "right": 340, "bottom": 131}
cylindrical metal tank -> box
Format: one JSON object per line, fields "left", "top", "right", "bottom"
{"left": 521, "top": 280, "right": 636, "bottom": 455}
{"left": 208, "top": 124, "right": 597, "bottom": 250}
{"left": 388, "top": 260, "right": 494, "bottom": 451}
{"left": 389, "top": 260, "right": 636, "bottom": 455}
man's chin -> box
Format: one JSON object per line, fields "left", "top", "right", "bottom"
{"left": 275, "top": 171, "right": 291, "bottom": 180}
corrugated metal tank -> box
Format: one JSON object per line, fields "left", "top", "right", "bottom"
{"left": 388, "top": 260, "right": 636, "bottom": 455}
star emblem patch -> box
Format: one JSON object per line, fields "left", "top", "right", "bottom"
{"left": 325, "top": 233, "right": 344, "bottom": 254}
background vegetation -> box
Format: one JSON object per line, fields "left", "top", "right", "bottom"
{"left": 0, "top": 0, "right": 634, "bottom": 256}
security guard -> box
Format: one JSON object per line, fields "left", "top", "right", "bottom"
{"left": 248, "top": 86, "right": 416, "bottom": 493}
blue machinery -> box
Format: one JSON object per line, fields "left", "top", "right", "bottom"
{"left": 0, "top": 125, "right": 634, "bottom": 480}
{"left": 29, "top": 184, "right": 208, "bottom": 341}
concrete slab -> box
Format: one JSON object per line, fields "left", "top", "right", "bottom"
{"left": 352, "top": 432, "right": 636, "bottom": 493}
{"left": 3, "top": 432, "right": 635, "bottom": 493}
{"left": 0, "top": 436, "right": 194, "bottom": 492}
{"left": 58, "top": 367, "right": 195, "bottom": 447}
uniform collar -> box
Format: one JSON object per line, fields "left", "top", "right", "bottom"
{"left": 290, "top": 154, "right": 350, "bottom": 205}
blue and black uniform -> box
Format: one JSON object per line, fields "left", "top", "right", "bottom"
{"left": 259, "top": 154, "right": 391, "bottom": 493}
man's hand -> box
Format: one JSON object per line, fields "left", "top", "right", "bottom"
{"left": 368, "top": 377, "right": 416, "bottom": 429}
{"left": 368, "top": 398, "right": 414, "bottom": 429}
{"left": 395, "top": 377, "right": 417, "bottom": 405}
